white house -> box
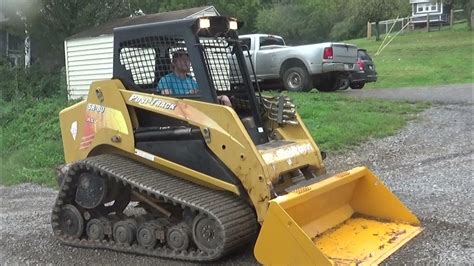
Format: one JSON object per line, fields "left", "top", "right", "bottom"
{"left": 64, "top": 6, "right": 219, "bottom": 99}
{"left": 409, "top": 0, "right": 448, "bottom": 24}
{"left": 0, "top": 10, "right": 30, "bottom": 66}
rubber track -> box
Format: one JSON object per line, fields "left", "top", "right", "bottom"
{"left": 51, "top": 154, "right": 258, "bottom": 261}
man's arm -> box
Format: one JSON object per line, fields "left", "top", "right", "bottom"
{"left": 186, "top": 77, "right": 199, "bottom": 94}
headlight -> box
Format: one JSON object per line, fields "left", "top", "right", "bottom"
{"left": 199, "top": 18, "right": 210, "bottom": 29}
{"left": 229, "top": 20, "right": 238, "bottom": 30}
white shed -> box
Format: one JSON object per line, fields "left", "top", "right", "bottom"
{"left": 64, "top": 6, "right": 219, "bottom": 99}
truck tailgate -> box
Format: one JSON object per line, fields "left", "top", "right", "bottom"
{"left": 332, "top": 44, "right": 357, "bottom": 64}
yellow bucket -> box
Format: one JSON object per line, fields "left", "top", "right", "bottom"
{"left": 254, "top": 167, "right": 422, "bottom": 265}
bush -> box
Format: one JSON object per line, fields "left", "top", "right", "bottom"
{"left": 0, "top": 57, "right": 67, "bottom": 101}
{"left": 0, "top": 97, "right": 69, "bottom": 187}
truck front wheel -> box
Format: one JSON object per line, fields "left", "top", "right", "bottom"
{"left": 282, "top": 67, "right": 312, "bottom": 92}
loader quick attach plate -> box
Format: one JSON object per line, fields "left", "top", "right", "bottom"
{"left": 254, "top": 167, "right": 422, "bottom": 265}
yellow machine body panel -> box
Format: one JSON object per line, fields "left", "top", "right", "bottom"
{"left": 59, "top": 80, "right": 325, "bottom": 222}
{"left": 60, "top": 81, "right": 245, "bottom": 193}
{"left": 254, "top": 167, "right": 422, "bottom": 265}
{"left": 59, "top": 80, "right": 135, "bottom": 163}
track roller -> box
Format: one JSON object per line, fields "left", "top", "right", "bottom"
{"left": 113, "top": 219, "right": 137, "bottom": 244}
{"left": 137, "top": 222, "right": 161, "bottom": 248}
{"left": 86, "top": 218, "right": 108, "bottom": 241}
{"left": 166, "top": 223, "right": 191, "bottom": 251}
{"left": 192, "top": 214, "right": 223, "bottom": 254}
{"left": 58, "top": 204, "right": 84, "bottom": 238}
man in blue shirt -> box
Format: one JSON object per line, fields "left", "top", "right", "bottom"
{"left": 157, "top": 50, "right": 198, "bottom": 95}
{"left": 157, "top": 49, "right": 232, "bottom": 106}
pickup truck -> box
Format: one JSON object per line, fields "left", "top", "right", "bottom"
{"left": 238, "top": 34, "right": 358, "bottom": 92}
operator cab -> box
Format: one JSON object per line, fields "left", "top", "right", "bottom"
{"left": 113, "top": 16, "right": 267, "bottom": 145}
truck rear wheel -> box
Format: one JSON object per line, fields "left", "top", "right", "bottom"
{"left": 318, "top": 74, "right": 349, "bottom": 92}
{"left": 282, "top": 66, "right": 312, "bottom": 92}
{"left": 338, "top": 75, "right": 350, "bottom": 90}
{"left": 350, "top": 82, "right": 365, "bottom": 89}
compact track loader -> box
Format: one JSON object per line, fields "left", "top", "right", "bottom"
{"left": 54, "top": 16, "right": 422, "bottom": 264}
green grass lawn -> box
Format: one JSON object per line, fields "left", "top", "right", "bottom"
{"left": 347, "top": 23, "right": 473, "bottom": 89}
{"left": 285, "top": 92, "right": 429, "bottom": 151}
{"left": 0, "top": 98, "right": 69, "bottom": 187}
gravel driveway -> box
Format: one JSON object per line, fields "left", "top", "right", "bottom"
{"left": 1, "top": 84, "right": 473, "bottom": 265}
{"left": 343, "top": 83, "right": 473, "bottom": 104}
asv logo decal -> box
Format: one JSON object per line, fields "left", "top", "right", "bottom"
{"left": 261, "top": 143, "right": 313, "bottom": 163}
{"left": 129, "top": 94, "right": 177, "bottom": 111}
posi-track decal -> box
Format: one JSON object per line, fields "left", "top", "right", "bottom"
{"left": 129, "top": 94, "right": 177, "bottom": 111}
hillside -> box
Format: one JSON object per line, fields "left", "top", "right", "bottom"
{"left": 347, "top": 23, "right": 473, "bottom": 89}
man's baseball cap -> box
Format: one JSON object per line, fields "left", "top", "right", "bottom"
{"left": 172, "top": 49, "right": 189, "bottom": 61}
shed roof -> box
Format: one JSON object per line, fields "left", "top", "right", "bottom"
{"left": 67, "top": 6, "right": 218, "bottom": 40}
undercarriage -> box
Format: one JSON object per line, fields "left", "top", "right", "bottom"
{"left": 52, "top": 154, "right": 257, "bottom": 261}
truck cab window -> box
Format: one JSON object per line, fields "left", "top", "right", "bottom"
{"left": 259, "top": 36, "right": 285, "bottom": 48}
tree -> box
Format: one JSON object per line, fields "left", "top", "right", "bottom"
{"left": 466, "top": 0, "right": 473, "bottom": 30}
{"left": 456, "top": 0, "right": 473, "bottom": 30}
{"left": 31, "top": 0, "right": 134, "bottom": 67}
{"left": 157, "top": 0, "right": 262, "bottom": 33}
{"left": 128, "top": 0, "right": 162, "bottom": 15}
{"left": 351, "top": 0, "right": 410, "bottom": 41}
{"left": 3, "top": 0, "right": 156, "bottom": 69}
{"left": 255, "top": 0, "right": 347, "bottom": 44}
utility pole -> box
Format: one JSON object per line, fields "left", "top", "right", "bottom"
{"left": 367, "top": 21, "right": 372, "bottom": 39}
{"left": 427, "top": 13, "right": 430, "bottom": 32}
{"left": 450, "top": 8, "right": 454, "bottom": 28}
{"left": 24, "top": 35, "right": 31, "bottom": 67}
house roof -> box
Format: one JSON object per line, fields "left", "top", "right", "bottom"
{"left": 67, "top": 6, "right": 218, "bottom": 40}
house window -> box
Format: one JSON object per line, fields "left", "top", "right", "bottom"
{"left": 416, "top": 3, "right": 438, "bottom": 13}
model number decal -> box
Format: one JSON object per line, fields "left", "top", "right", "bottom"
{"left": 129, "top": 94, "right": 177, "bottom": 111}
{"left": 87, "top": 103, "right": 105, "bottom": 113}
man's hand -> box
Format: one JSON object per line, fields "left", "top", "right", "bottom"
{"left": 187, "top": 89, "right": 198, "bottom": 94}
{"left": 161, "top": 89, "right": 172, "bottom": 95}
{"left": 218, "top": 95, "right": 232, "bottom": 107}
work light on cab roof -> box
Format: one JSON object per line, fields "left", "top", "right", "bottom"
{"left": 195, "top": 16, "right": 241, "bottom": 37}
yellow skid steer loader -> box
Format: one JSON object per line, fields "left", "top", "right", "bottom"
{"left": 54, "top": 16, "right": 421, "bottom": 264}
